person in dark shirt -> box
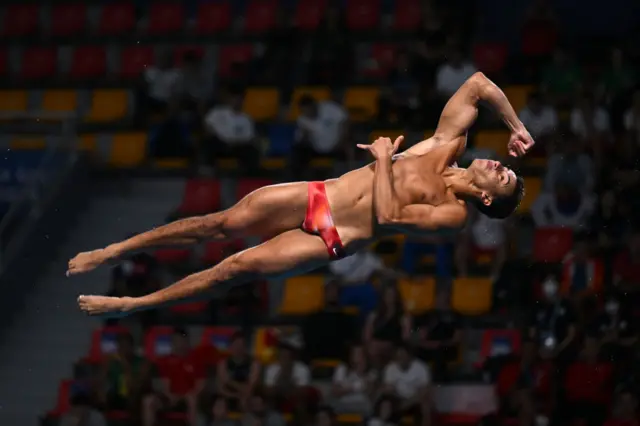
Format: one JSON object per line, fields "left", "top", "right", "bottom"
{"left": 589, "top": 293, "right": 637, "bottom": 363}
{"left": 216, "top": 332, "right": 261, "bottom": 410}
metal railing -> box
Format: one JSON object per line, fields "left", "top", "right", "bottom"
{"left": 0, "top": 111, "right": 79, "bottom": 273}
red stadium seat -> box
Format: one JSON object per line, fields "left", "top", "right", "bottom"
{"left": 202, "top": 240, "right": 243, "bottom": 265}
{"left": 473, "top": 42, "right": 508, "bottom": 75}
{"left": 294, "top": 0, "right": 326, "bottom": 30}
{"left": 20, "top": 47, "right": 57, "bottom": 80}
{"left": 218, "top": 44, "right": 254, "bottom": 78}
{"left": 69, "top": 46, "right": 106, "bottom": 79}
{"left": 98, "top": 2, "right": 135, "bottom": 35}
{"left": 362, "top": 43, "right": 397, "bottom": 78}
{"left": 88, "top": 326, "right": 129, "bottom": 363}
{"left": 143, "top": 326, "right": 175, "bottom": 360}
{"left": 200, "top": 326, "right": 239, "bottom": 353}
{"left": 174, "top": 45, "right": 205, "bottom": 67}
{"left": 119, "top": 45, "right": 155, "bottom": 78}
{"left": 154, "top": 248, "right": 191, "bottom": 264}
{"left": 147, "top": 2, "right": 184, "bottom": 34}
{"left": 176, "top": 178, "right": 221, "bottom": 215}
{"left": 236, "top": 178, "right": 273, "bottom": 201}
{"left": 346, "top": 0, "right": 380, "bottom": 30}
{"left": 48, "top": 380, "right": 74, "bottom": 416}
{"left": 394, "top": 0, "right": 421, "bottom": 31}
{"left": 533, "top": 227, "right": 574, "bottom": 263}
{"left": 0, "top": 48, "right": 6, "bottom": 76}
{"left": 476, "top": 329, "right": 521, "bottom": 367}
{"left": 169, "top": 301, "right": 209, "bottom": 315}
{"left": 196, "top": 1, "right": 232, "bottom": 34}
{"left": 244, "top": 0, "right": 278, "bottom": 33}
{"left": 51, "top": 3, "right": 87, "bottom": 36}
{"left": 2, "top": 4, "right": 39, "bottom": 37}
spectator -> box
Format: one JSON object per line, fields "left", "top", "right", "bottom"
{"left": 381, "top": 344, "right": 432, "bottom": 426}
{"left": 101, "top": 333, "right": 151, "bottom": 413}
{"left": 144, "top": 328, "right": 206, "bottom": 426}
{"left": 495, "top": 340, "right": 552, "bottom": 426}
{"left": 293, "top": 94, "right": 349, "bottom": 177}
{"left": 303, "top": 280, "right": 356, "bottom": 361}
{"left": 570, "top": 94, "right": 611, "bottom": 141}
{"left": 415, "top": 290, "right": 461, "bottom": 382}
{"left": 623, "top": 91, "right": 640, "bottom": 142}
{"left": 59, "top": 393, "right": 107, "bottom": 426}
{"left": 203, "top": 88, "right": 259, "bottom": 172}
{"left": 605, "top": 390, "right": 639, "bottom": 426}
{"left": 139, "top": 50, "right": 180, "bottom": 119}
{"left": 329, "top": 250, "right": 397, "bottom": 285}
{"left": 562, "top": 336, "right": 614, "bottom": 426}
{"left": 264, "top": 344, "right": 314, "bottom": 415}
{"left": 528, "top": 275, "right": 577, "bottom": 362}
{"left": 203, "top": 395, "right": 237, "bottom": 426}
{"left": 330, "top": 343, "right": 377, "bottom": 414}
{"left": 531, "top": 183, "right": 596, "bottom": 230}
{"left": 367, "top": 397, "right": 398, "bottom": 426}
{"left": 541, "top": 49, "right": 582, "bottom": 106}
{"left": 518, "top": 91, "right": 558, "bottom": 141}
{"left": 241, "top": 392, "right": 286, "bottom": 426}
{"left": 435, "top": 49, "right": 477, "bottom": 98}
{"left": 176, "top": 50, "right": 213, "bottom": 117}
{"left": 216, "top": 332, "right": 261, "bottom": 410}
{"left": 455, "top": 206, "right": 509, "bottom": 281}
{"left": 543, "top": 136, "right": 595, "bottom": 193}
{"left": 560, "top": 235, "right": 604, "bottom": 300}
{"left": 589, "top": 293, "right": 637, "bottom": 362}
{"left": 363, "top": 285, "right": 412, "bottom": 366}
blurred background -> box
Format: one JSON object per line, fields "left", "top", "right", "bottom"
{"left": 1, "top": 0, "right": 640, "bottom": 425}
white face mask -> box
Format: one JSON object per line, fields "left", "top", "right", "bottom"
{"left": 543, "top": 279, "right": 558, "bottom": 298}
{"left": 605, "top": 301, "right": 619, "bottom": 314}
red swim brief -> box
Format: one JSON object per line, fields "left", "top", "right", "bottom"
{"left": 301, "top": 181, "right": 347, "bottom": 260}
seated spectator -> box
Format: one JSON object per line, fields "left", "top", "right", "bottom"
{"left": 560, "top": 235, "right": 604, "bottom": 300}
{"left": 330, "top": 250, "right": 397, "bottom": 285}
{"left": 570, "top": 94, "right": 611, "bottom": 142}
{"left": 367, "top": 396, "right": 399, "bottom": 426}
{"left": 541, "top": 49, "right": 582, "bottom": 106}
{"left": 605, "top": 389, "right": 639, "bottom": 426}
{"left": 415, "top": 290, "right": 461, "bottom": 382}
{"left": 589, "top": 293, "right": 637, "bottom": 362}
{"left": 623, "top": 91, "right": 640, "bottom": 143}
{"left": 528, "top": 276, "right": 577, "bottom": 363}
{"left": 518, "top": 91, "right": 558, "bottom": 143}
{"left": 381, "top": 344, "right": 432, "bottom": 426}
{"left": 543, "top": 137, "right": 595, "bottom": 193}
{"left": 495, "top": 340, "right": 552, "bottom": 426}
{"left": 59, "top": 393, "right": 107, "bottom": 426}
{"left": 531, "top": 183, "right": 596, "bottom": 230}
{"left": 562, "top": 336, "right": 614, "bottom": 426}
{"left": 203, "top": 88, "right": 259, "bottom": 172}
{"left": 264, "top": 344, "right": 315, "bottom": 415}
{"left": 202, "top": 395, "right": 237, "bottom": 426}
{"left": 216, "top": 332, "right": 261, "bottom": 410}
{"left": 330, "top": 343, "right": 377, "bottom": 414}
{"left": 363, "top": 285, "right": 412, "bottom": 366}
{"left": 455, "top": 206, "right": 509, "bottom": 281}
{"left": 435, "top": 49, "right": 477, "bottom": 98}
{"left": 176, "top": 50, "right": 212, "bottom": 118}
{"left": 101, "top": 332, "right": 151, "bottom": 413}
{"left": 241, "top": 392, "right": 286, "bottom": 426}
{"left": 144, "top": 328, "right": 206, "bottom": 426}
{"left": 294, "top": 94, "right": 349, "bottom": 177}
{"left": 303, "top": 281, "right": 356, "bottom": 361}
{"left": 139, "top": 50, "right": 180, "bottom": 119}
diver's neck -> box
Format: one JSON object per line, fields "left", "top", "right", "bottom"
{"left": 442, "top": 168, "right": 482, "bottom": 199}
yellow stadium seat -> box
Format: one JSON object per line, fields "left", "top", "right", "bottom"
{"left": 42, "top": 90, "right": 78, "bottom": 112}
{"left": 10, "top": 137, "right": 46, "bottom": 150}
{"left": 153, "top": 158, "right": 189, "bottom": 169}
{"left": 288, "top": 87, "right": 331, "bottom": 119}
{"left": 338, "top": 414, "right": 363, "bottom": 424}
{"left": 343, "top": 87, "right": 379, "bottom": 121}
{"left": 86, "top": 90, "right": 128, "bottom": 122}
{"left": 474, "top": 130, "right": 509, "bottom": 157}
{"left": 504, "top": 85, "right": 534, "bottom": 113}
{"left": 0, "top": 90, "right": 28, "bottom": 112}
{"left": 260, "top": 158, "right": 286, "bottom": 170}
{"left": 519, "top": 176, "right": 542, "bottom": 214}
{"left": 78, "top": 134, "right": 96, "bottom": 152}
{"left": 252, "top": 326, "right": 298, "bottom": 364}
{"left": 109, "top": 133, "right": 147, "bottom": 167}
{"left": 309, "top": 157, "right": 334, "bottom": 168}
{"left": 369, "top": 129, "right": 404, "bottom": 144}
{"left": 243, "top": 88, "right": 280, "bottom": 121}
{"left": 452, "top": 277, "right": 492, "bottom": 315}
{"left": 311, "top": 359, "right": 341, "bottom": 369}
{"left": 398, "top": 277, "right": 436, "bottom": 315}
{"left": 216, "top": 158, "right": 239, "bottom": 170}
{"left": 279, "top": 275, "right": 325, "bottom": 315}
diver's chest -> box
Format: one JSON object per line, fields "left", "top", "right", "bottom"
{"left": 395, "top": 172, "right": 449, "bottom": 205}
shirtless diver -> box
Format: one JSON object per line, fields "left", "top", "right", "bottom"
{"left": 68, "top": 72, "right": 535, "bottom": 316}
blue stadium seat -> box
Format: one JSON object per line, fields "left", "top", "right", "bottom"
{"left": 267, "top": 123, "right": 295, "bottom": 156}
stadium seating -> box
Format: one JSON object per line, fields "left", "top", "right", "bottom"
{"left": 119, "top": 46, "right": 155, "bottom": 79}
{"left": 472, "top": 43, "right": 508, "bottom": 75}
{"left": 476, "top": 329, "right": 522, "bottom": 367}
{"left": 244, "top": 0, "right": 278, "bottom": 33}
{"left": 154, "top": 247, "right": 191, "bottom": 265}
{"left": 69, "top": 46, "right": 107, "bottom": 79}
{"left": 143, "top": 326, "right": 175, "bottom": 361}
{"left": 243, "top": 88, "right": 280, "bottom": 121}
{"left": 504, "top": 85, "right": 534, "bottom": 114}
{"left": 98, "top": 2, "right": 136, "bottom": 35}
{"left": 218, "top": 44, "right": 255, "bottom": 78}
{"left": 346, "top": 0, "right": 381, "bottom": 30}
{"left": 288, "top": 87, "right": 332, "bottom": 119}
{"left": 147, "top": 2, "right": 184, "bottom": 34}
{"left": 2, "top": 4, "right": 39, "bottom": 37}
{"left": 0, "top": 90, "right": 28, "bottom": 112}
{"left": 394, "top": 0, "right": 422, "bottom": 31}
{"left": 87, "top": 326, "right": 129, "bottom": 363}
{"left": 109, "top": 133, "right": 148, "bottom": 167}
{"left": 196, "top": 1, "right": 232, "bottom": 34}
{"left": 174, "top": 45, "right": 205, "bottom": 66}
{"left": 294, "top": 0, "right": 326, "bottom": 30}
{"left": 452, "top": 277, "right": 493, "bottom": 315}
{"left": 50, "top": 3, "right": 87, "bottom": 37}
{"left": 20, "top": 47, "right": 57, "bottom": 80}
{"left": 175, "top": 178, "right": 222, "bottom": 216}
{"left": 9, "top": 136, "right": 46, "bottom": 150}
{"left": 267, "top": 124, "right": 296, "bottom": 156}
{"left": 201, "top": 240, "right": 243, "bottom": 265}
{"left": 42, "top": 90, "right": 78, "bottom": 113}
{"left": 474, "top": 130, "right": 509, "bottom": 157}
{"left": 533, "top": 227, "right": 573, "bottom": 263}
{"left": 85, "top": 90, "right": 129, "bottom": 122}
{"left": 280, "top": 275, "right": 325, "bottom": 315}
{"left": 398, "top": 276, "right": 436, "bottom": 315}
{"left": 343, "top": 87, "right": 379, "bottom": 121}
{"left": 362, "top": 43, "right": 397, "bottom": 78}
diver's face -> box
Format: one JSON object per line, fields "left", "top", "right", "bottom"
{"left": 469, "top": 159, "right": 517, "bottom": 205}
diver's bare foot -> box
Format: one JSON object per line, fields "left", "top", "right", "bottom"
{"left": 67, "top": 247, "right": 118, "bottom": 276}
{"left": 77, "top": 295, "right": 134, "bottom": 318}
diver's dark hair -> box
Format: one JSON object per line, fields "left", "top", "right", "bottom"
{"left": 475, "top": 175, "right": 525, "bottom": 219}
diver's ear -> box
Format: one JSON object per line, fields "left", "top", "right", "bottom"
{"left": 481, "top": 192, "right": 492, "bottom": 206}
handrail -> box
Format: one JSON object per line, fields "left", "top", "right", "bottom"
{"left": 0, "top": 112, "right": 79, "bottom": 273}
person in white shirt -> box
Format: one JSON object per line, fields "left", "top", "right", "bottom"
{"left": 382, "top": 345, "right": 432, "bottom": 426}
{"left": 518, "top": 92, "right": 558, "bottom": 141}
{"left": 330, "top": 344, "right": 377, "bottom": 414}
{"left": 264, "top": 344, "right": 312, "bottom": 409}
{"left": 531, "top": 184, "right": 596, "bottom": 230}
{"left": 142, "top": 52, "right": 180, "bottom": 115}
{"left": 435, "top": 50, "right": 477, "bottom": 98}
{"left": 175, "top": 50, "right": 212, "bottom": 117}
{"left": 294, "top": 94, "right": 348, "bottom": 177}
{"left": 570, "top": 95, "right": 611, "bottom": 140}
{"left": 203, "top": 88, "right": 259, "bottom": 172}
{"left": 329, "top": 250, "right": 398, "bottom": 284}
